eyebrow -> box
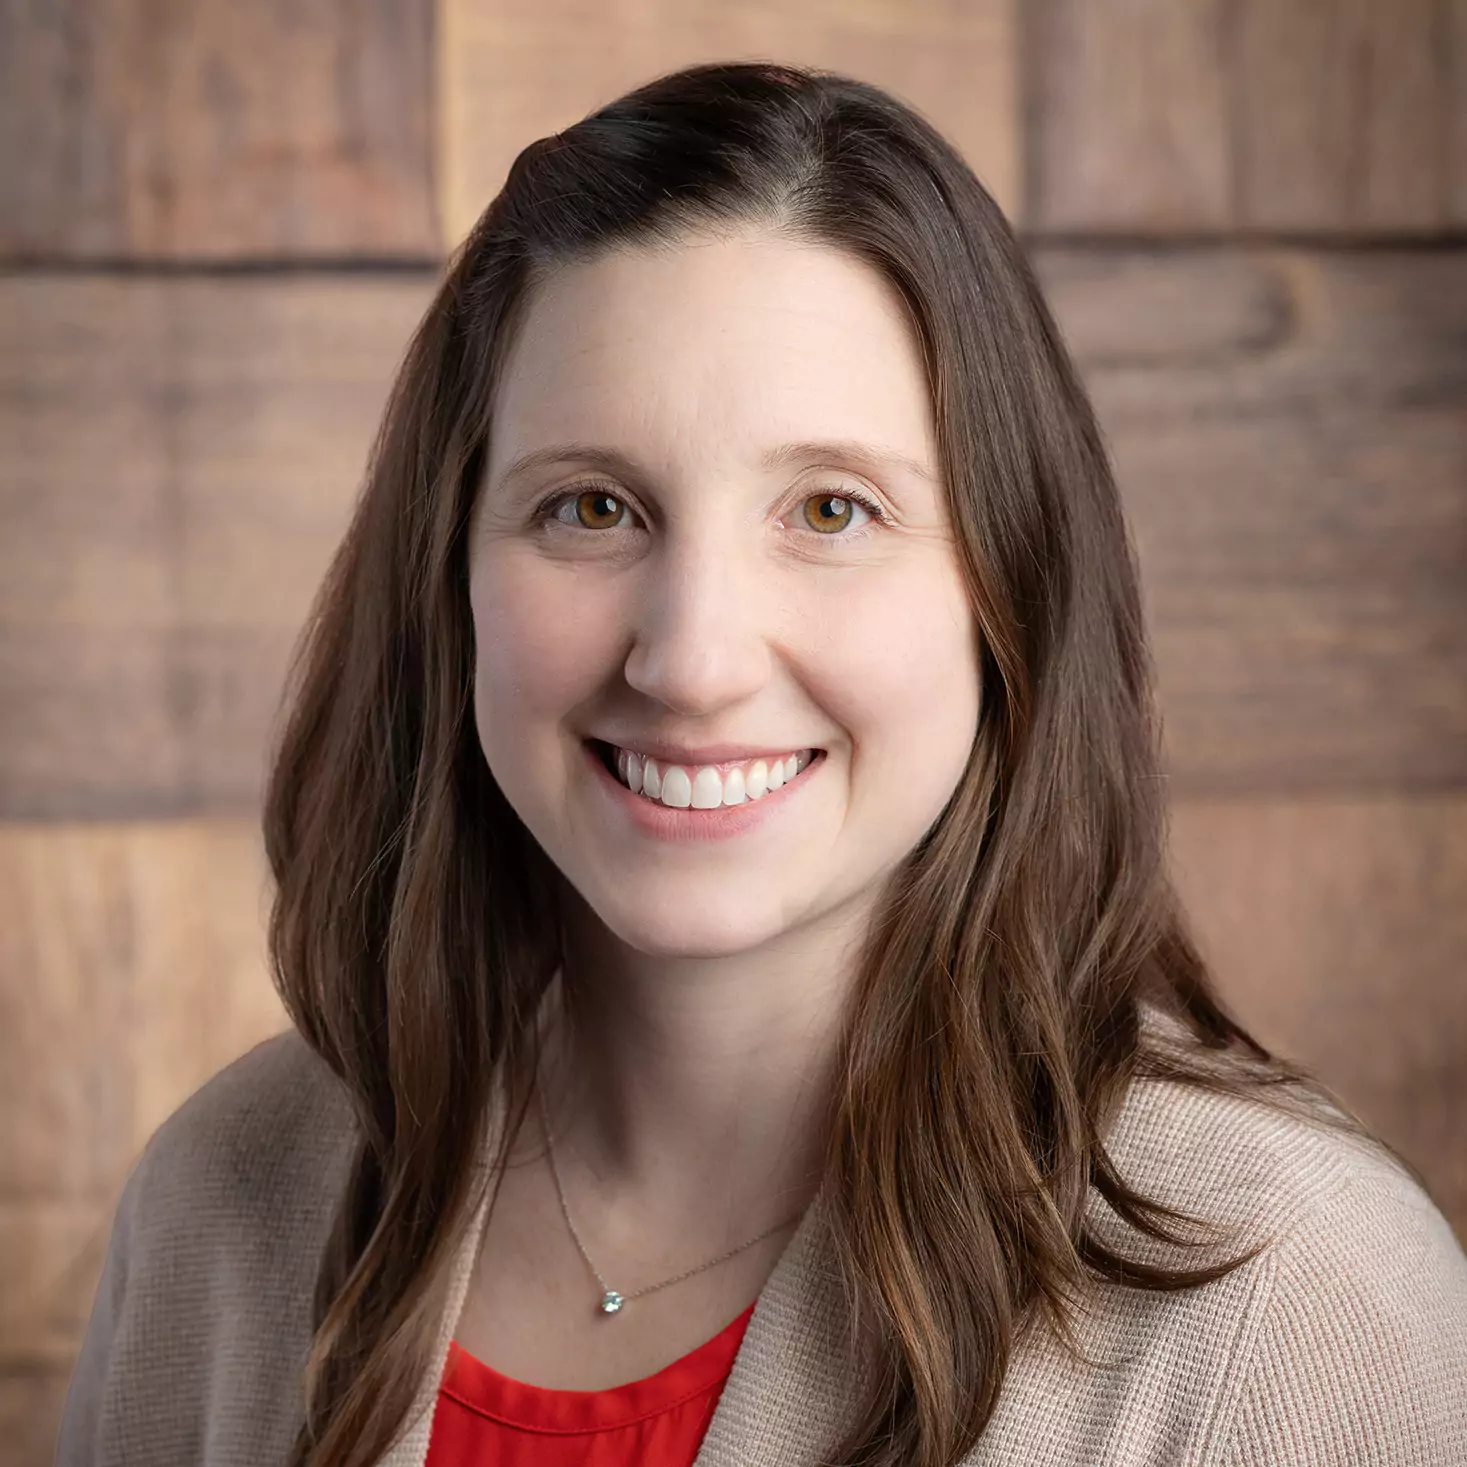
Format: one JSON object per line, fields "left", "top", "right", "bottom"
{"left": 495, "top": 439, "right": 937, "bottom": 490}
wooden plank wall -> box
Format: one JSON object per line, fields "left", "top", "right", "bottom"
{"left": 3, "top": 1, "right": 1463, "bottom": 1458}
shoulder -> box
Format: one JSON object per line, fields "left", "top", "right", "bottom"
{"left": 1213, "top": 1166, "right": 1467, "bottom": 1465}
{"left": 1094, "top": 1006, "right": 1437, "bottom": 1267}
{"left": 153, "top": 1024, "right": 350, "bottom": 1142}
{"left": 128, "top": 1026, "right": 359, "bottom": 1239}
{"left": 1083, "top": 1011, "right": 1467, "bottom": 1463}
{"left": 998, "top": 1099, "right": 1467, "bottom": 1467}
{"left": 55, "top": 1029, "right": 362, "bottom": 1465}
{"left": 952, "top": 1014, "right": 1466, "bottom": 1465}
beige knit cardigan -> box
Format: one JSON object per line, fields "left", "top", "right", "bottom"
{"left": 55, "top": 1009, "right": 1467, "bottom": 1465}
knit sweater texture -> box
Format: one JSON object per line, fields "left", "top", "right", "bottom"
{"left": 54, "top": 1008, "right": 1467, "bottom": 1465}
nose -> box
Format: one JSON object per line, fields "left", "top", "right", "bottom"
{"left": 620, "top": 537, "right": 777, "bottom": 716}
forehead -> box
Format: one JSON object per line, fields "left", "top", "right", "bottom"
{"left": 485, "top": 233, "right": 938, "bottom": 486}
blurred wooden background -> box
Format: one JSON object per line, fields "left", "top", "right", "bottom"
{"left": 3, "top": 0, "right": 1464, "bottom": 1459}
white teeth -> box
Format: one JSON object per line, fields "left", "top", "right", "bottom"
{"left": 613, "top": 748, "right": 815, "bottom": 808}
{"left": 721, "top": 765, "right": 746, "bottom": 806}
{"left": 660, "top": 767, "right": 693, "bottom": 807}
{"left": 692, "top": 768, "right": 727, "bottom": 815}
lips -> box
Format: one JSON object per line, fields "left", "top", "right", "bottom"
{"left": 583, "top": 734, "right": 825, "bottom": 839}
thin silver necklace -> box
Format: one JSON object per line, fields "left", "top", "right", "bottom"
{"left": 536, "top": 1074, "right": 804, "bottom": 1317}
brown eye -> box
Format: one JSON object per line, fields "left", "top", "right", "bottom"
{"left": 570, "top": 489, "right": 628, "bottom": 530}
{"left": 803, "top": 493, "right": 864, "bottom": 535}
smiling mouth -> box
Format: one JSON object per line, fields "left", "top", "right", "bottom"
{"left": 585, "top": 738, "right": 823, "bottom": 802}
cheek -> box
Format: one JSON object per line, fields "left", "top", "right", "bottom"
{"left": 812, "top": 571, "right": 981, "bottom": 841}
{"left": 470, "top": 558, "right": 617, "bottom": 717}
{"left": 815, "top": 570, "right": 980, "bottom": 744}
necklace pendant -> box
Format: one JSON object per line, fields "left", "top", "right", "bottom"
{"left": 599, "top": 1290, "right": 624, "bottom": 1315}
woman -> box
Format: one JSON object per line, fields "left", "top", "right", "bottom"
{"left": 57, "top": 61, "right": 1467, "bottom": 1467}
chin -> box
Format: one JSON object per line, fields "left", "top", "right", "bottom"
{"left": 569, "top": 886, "right": 796, "bottom": 960}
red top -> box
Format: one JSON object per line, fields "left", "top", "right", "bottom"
{"left": 425, "top": 1301, "right": 757, "bottom": 1466}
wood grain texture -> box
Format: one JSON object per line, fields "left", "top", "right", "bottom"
{"left": 1034, "top": 245, "right": 1467, "bottom": 793}
{"left": 0, "top": 1368, "right": 73, "bottom": 1467}
{"left": 0, "top": 0, "right": 436, "bottom": 261}
{"left": 1027, "top": 0, "right": 1467, "bottom": 235}
{"left": 0, "top": 274, "right": 436, "bottom": 817}
{"left": 1168, "top": 794, "right": 1467, "bottom": 1236}
{"left": 0, "top": 820, "right": 287, "bottom": 1202}
{"left": 0, "top": 1205, "right": 114, "bottom": 1370}
{"left": 437, "top": 0, "right": 1020, "bottom": 251}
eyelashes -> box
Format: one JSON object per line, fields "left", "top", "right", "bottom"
{"left": 530, "top": 478, "right": 892, "bottom": 545}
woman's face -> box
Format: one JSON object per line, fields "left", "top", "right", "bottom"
{"left": 467, "top": 228, "right": 981, "bottom": 963}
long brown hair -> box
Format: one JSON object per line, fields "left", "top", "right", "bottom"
{"left": 265, "top": 60, "right": 1432, "bottom": 1467}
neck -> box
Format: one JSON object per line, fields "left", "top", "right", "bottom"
{"left": 529, "top": 924, "right": 861, "bottom": 1249}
